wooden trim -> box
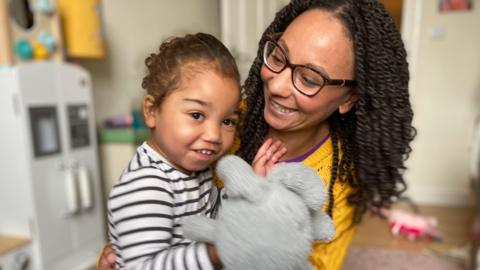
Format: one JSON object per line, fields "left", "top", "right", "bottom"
{"left": 0, "top": 235, "right": 30, "bottom": 255}
{"left": 0, "top": 0, "right": 13, "bottom": 65}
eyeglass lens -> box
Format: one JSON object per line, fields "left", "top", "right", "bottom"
{"left": 263, "top": 41, "right": 326, "bottom": 96}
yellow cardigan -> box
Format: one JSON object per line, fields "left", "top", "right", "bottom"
{"left": 302, "top": 136, "right": 357, "bottom": 270}
{"left": 214, "top": 135, "right": 357, "bottom": 270}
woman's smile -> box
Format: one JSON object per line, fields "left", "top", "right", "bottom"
{"left": 269, "top": 98, "right": 298, "bottom": 114}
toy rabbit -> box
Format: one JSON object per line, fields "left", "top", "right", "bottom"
{"left": 183, "top": 155, "right": 335, "bottom": 270}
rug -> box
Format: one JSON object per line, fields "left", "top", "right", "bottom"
{"left": 342, "top": 246, "right": 465, "bottom": 270}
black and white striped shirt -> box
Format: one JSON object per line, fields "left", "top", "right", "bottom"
{"left": 108, "top": 142, "right": 221, "bottom": 269}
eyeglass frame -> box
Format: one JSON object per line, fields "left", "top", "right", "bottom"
{"left": 262, "top": 36, "right": 357, "bottom": 97}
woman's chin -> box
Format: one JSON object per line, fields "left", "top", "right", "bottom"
{"left": 264, "top": 112, "right": 293, "bottom": 132}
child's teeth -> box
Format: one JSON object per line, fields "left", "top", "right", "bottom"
{"left": 198, "top": 150, "right": 212, "bottom": 155}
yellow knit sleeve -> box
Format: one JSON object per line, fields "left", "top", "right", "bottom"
{"left": 302, "top": 137, "right": 357, "bottom": 270}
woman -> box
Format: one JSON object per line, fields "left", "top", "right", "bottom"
{"left": 98, "top": 0, "right": 415, "bottom": 269}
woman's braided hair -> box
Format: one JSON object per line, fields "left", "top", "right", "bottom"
{"left": 237, "top": 0, "right": 416, "bottom": 223}
{"left": 142, "top": 33, "right": 240, "bottom": 107}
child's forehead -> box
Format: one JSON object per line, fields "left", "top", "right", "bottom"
{"left": 178, "top": 64, "right": 240, "bottom": 90}
{"left": 179, "top": 60, "right": 222, "bottom": 77}
{"left": 172, "top": 71, "right": 240, "bottom": 105}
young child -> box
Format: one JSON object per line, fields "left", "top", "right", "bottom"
{"left": 107, "top": 33, "right": 286, "bottom": 270}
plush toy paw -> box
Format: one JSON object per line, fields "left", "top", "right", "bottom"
{"left": 182, "top": 215, "right": 216, "bottom": 243}
{"left": 183, "top": 155, "right": 335, "bottom": 270}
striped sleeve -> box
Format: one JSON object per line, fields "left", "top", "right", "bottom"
{"left": 108, "top": 165, "right": 214, "bottom": 270}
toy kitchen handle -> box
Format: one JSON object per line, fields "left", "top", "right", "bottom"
{"left": 77, "top": 165, "right": 93, "bottom": 210}
{"left": 64, "top": 166, "right": 80, "bottom": 216}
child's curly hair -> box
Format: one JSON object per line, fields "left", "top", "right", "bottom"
{"left": 238, "top": 0, "right": 416, "bottom": 223}
{"left": 142, "top": 33, "right": 240, "bottom": 107}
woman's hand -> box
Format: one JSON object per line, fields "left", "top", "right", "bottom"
{"left": 97, "top": 244, "right": 116, "bottom": 270}
{"left": 252, "top": 138, "right": 287, "bottom": 176}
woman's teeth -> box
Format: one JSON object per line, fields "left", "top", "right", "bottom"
{"left": 272, "top": 100, "right": 295, "bottom": 113}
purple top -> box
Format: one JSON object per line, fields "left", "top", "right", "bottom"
{"left": 284, "top": 133, "right": 330, "bottom": 163}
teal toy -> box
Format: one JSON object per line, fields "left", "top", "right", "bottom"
{"left": 15, "top": 39, "right": 33, "bottom": 60}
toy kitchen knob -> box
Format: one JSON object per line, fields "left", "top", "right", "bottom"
{"left": 14, "top": 40, "right": 33, "bottom": 60}
{"left": 32, "top": 42, "right": 49, "bottom": 60}
{"left": 38, "top": 31, "right": 57, "bottom": 53}
{"left": 34, "top": 0, "right": 55, "bottom": 15}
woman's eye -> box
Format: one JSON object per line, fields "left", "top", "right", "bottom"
{"left": 190, "top": 112, "right": 204, "bottom": 120}
{"left": 223, "top": 119, "right": 237, "bottom": 127}
{"left": 272, "top": 54, "right": 284, "bottom": 65}
{"left": 300, "top": 75, "right": 321, "bottom": 88}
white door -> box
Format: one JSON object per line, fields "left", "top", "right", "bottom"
{"left": 220, "top": 0, "right": 290, "bottom": 82}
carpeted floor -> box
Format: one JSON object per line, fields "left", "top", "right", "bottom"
{"left": 341, "top": 205, "right": 474, "bottom": 270}
{"left": 342, "top": 246, "right": 465, "bottom": 270}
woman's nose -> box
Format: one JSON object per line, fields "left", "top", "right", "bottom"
{"left": 265, "top": 67, "right": 295, "bottom": 97}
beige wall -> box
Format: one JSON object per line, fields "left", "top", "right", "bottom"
{"left": 79, "top": 0, "right": 221, "bottom": 124}
{"left": 402, "top": 0, "right": 480, "bottom": 205}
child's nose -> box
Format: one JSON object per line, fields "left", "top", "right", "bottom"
{"left": 203, "top": 123, "right": 221, "bottom": 143}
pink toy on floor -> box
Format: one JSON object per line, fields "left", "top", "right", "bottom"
{"left": 379, "top": 208, "right": 443, "bottom": 241}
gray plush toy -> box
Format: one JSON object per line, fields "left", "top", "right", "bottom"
{"left": 183, "top": 155, "right": 335, "bottom": 270}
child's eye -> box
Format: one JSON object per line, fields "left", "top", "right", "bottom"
{"left": 190, "top": 112, "right": 204, "bottom": 120}
{"left": 223, "top": 119, "right": 237, "bottom": 127}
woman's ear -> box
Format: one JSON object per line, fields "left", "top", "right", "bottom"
{"left": 143, "top": 95, "right": 157, "bottom": 128}
{"left": 339, "top": 89, "right": 359, "bottom": 114}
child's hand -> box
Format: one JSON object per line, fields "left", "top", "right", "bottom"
{"left": 96, "top": 244, "right": 116, "bottom": 270}
{"left": 252, "top": 138, "right": 287, "bottom": 176}
{"left": 207, "top": 244, "right": 223, "bottom": 269}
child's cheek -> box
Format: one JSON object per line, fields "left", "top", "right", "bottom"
{"left": 222, "top": 131, "right": 237, "bottom": 154}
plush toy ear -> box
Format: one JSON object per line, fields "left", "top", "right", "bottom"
{"left": 216, "top": 155, "right": 266, "bottom": 202}
{"left": 268, "top": 162, "right": 327, "bottom": 210}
